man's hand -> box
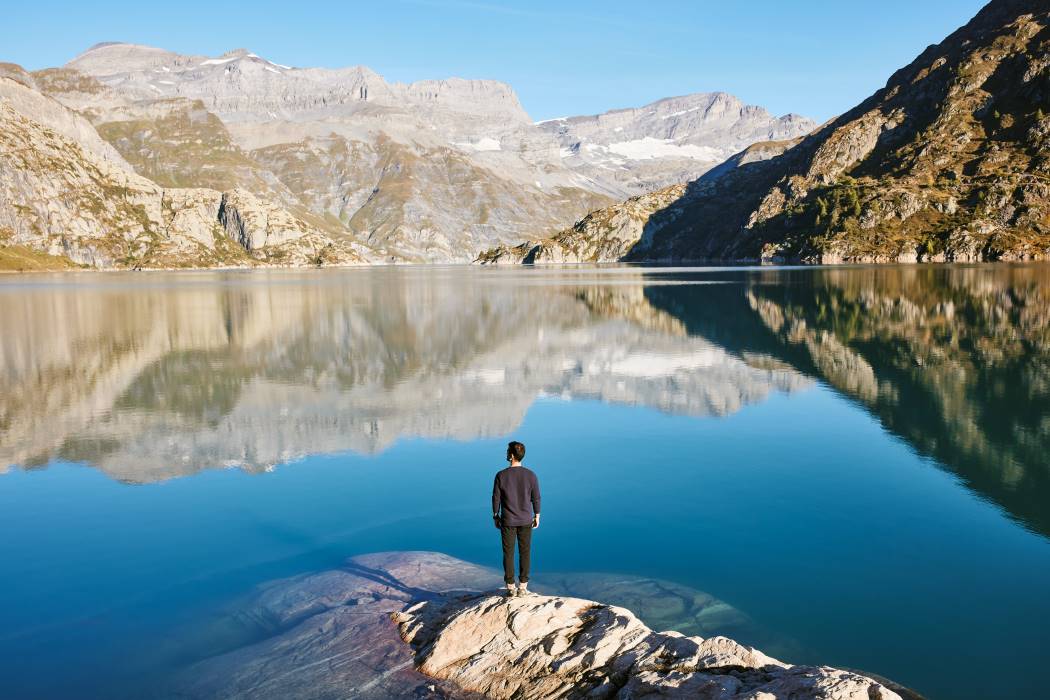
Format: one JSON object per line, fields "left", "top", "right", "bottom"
{"left": 532, "top": 514, "right": 540, "bottom": 529}
{"left": 493, "top": 514, "right": 501, "bottom": 529}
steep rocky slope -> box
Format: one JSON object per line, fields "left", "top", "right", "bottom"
{"left": 0, "top": 75, "right": 371, "bottom": 268}
{"left": 637, "top": 0, "right": 1050, "bottom": 263}
{"left": 502, "top": 0, "right": 1049, "bottom": 264}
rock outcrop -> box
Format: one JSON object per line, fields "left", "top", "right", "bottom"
{"left": 396, "top": 593, "right": 904, "bottom": 700}
{"left": 166, "top": 551, "right": 910, "bottom": 700}
{"left": 477, "top": 185, "right": 688, "bottom": 264}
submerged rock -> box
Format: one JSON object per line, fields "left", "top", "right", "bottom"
{"left": 170, "top": 552, "right": 494, "bottom": 699}
{"left": 167, "top": 552, "right": 912, "bottom": 700}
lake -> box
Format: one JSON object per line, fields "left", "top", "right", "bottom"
{"left": 1, "top": 264, "right": 1048, "bottom": 700}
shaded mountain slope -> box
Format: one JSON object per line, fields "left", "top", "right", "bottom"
{"left": 630, "top": 0, "right": 1050, "bottom": 263}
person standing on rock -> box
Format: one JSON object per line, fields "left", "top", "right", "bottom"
{"left": 492, "top": 440, "right": 540, "bottom": 597}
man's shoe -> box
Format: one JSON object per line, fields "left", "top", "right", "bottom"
{"left": 517, "top": 584, "right": 530, "bottom": 597}
{"left": 505, "top": 584, "right": 516, "bottom": 597}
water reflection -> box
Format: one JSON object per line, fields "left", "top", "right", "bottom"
{"left": 2, "top": 265, "right": 1050, "bottom": 700}
{"left": 645, "top": 264, "right": 1050, "bottom": 538}
{"left": 0, "top": 269, "right": 807, "bottom": 482}
{"left": 4, "top": 265, "right": 1048, "bottom": 537}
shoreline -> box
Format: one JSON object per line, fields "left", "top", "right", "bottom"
{"left": 2, "top": 255, "right": 1049, "bottom": 275}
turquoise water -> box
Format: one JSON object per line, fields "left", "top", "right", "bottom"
{"left": 1, "top": 265, "right": 1048, "bottom": 699}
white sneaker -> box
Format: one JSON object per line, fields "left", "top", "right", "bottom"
{"left": 517, "top": 583, "right": 530, "bottom": 597}
{"left": 505, "top": 584, "right": 516, "bottom": 597}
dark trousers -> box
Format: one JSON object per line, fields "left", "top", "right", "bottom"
{"left": 500, "top": 524, "right": 532, "bottom": 583}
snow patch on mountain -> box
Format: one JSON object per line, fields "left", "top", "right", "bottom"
{"left": 606, "top": 137, "right": 722, "bottom": 161}
{"left": 453, "top": 137, "right": 502, "bottom": 152}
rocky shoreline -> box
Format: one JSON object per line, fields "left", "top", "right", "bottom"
{"left": 167, "top": 551, "right": 916, "bottom": 700}
{"left": 397, "top": 594, "right": 906, "bottom": 700}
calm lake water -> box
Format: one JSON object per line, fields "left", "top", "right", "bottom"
{"left": 1, "top": 265, "right": 1049, "bottom": 700}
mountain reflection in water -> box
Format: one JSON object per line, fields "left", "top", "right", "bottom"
{"left": 2, "top": 265, "right": 1049, "bottom": 539}
{"left": 645, "top": 264, "right": 1050, "bottom": 538}
{"left": 0, "top": 268, "right": 807, "bottom": 482}
{"left": 2, "top": 265, "right": 1050, "bottom": 700}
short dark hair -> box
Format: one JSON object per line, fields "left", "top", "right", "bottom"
{"left": 507, "top": 441, "right": 525, "bottom": 462}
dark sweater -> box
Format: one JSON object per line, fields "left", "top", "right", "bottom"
{"left": 492, "top": 466, "right": 541, "bottom": 527}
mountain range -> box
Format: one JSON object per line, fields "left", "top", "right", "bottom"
{"left": 2, "top": 0, "right": 1042, "bottom": 269}
{"left": 484, "top": 0, "right": 1049, "bottom": 264}
{"left": 0, "top": 43, "right": 812, "bottom": 268}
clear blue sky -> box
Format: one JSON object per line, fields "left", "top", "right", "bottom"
{"left": 2, "top": 0, "right": 988, "bottom": 122}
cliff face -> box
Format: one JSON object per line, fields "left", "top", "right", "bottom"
{"left": 0, "top": 75, "right": 370, "bottom": 268}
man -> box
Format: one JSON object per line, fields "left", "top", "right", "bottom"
{"left": 492, "top": 440, "right": 540, "bottom": 597}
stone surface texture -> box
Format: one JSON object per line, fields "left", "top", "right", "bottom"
{"left": 396, "top": 592, "right": 903, "bottom": 700}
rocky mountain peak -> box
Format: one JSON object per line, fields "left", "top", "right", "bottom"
{"left": 630, "top": 0, "right": 1050, "bottom": 264}
{"left": 540, "top": 90, "right": 816, "bottom": 195}
{"left": 68, "top": 42, "right": 189, "bottom": 74}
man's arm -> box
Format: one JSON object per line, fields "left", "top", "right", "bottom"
{"left": 531, "top": 473, "right": 541, "bottom": 528}
{"left": 492, "top": 474, "right": 501, "bottom": 527}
